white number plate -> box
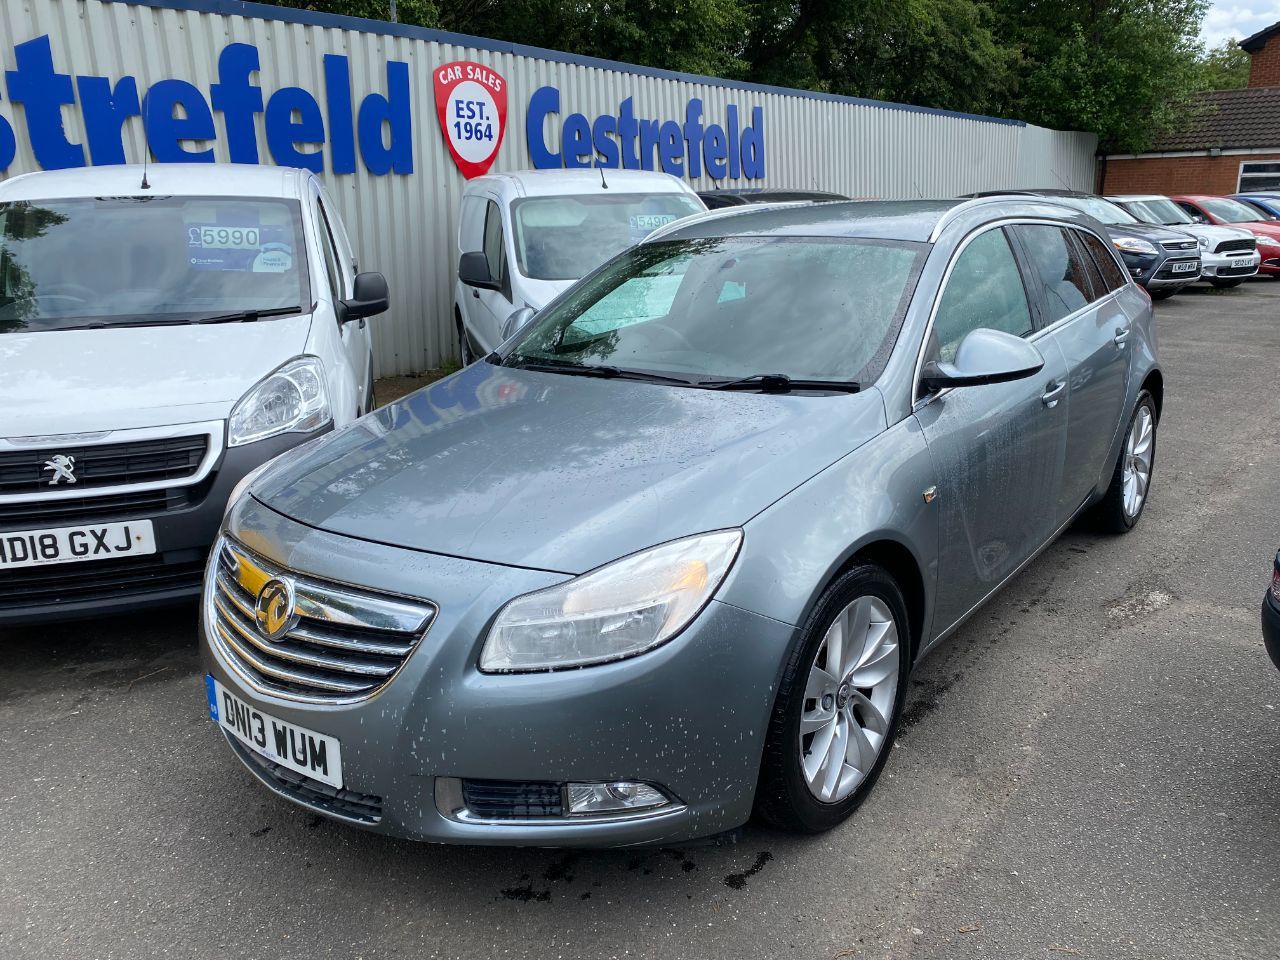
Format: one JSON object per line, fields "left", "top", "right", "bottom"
{"left": 0, "top": 519, "right": 155, "bottom": 569}
{"left": 1170, "top": 260, "right": 1199, "bottom": 274}
{"left": 207, "top": 676, "right": 344, "bottom": 788}
{"left": 1230, "top": 257, "right": 1254, "bottom": 268}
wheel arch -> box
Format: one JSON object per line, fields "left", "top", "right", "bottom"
{"left": 1141, "top": 367, "right": 1163, "bottom": 419}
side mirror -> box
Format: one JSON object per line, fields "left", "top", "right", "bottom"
{"left": 459, "top": 251, "right": 499, "bottom": 290}
{"left": 500, "top": 306, "right": 537, "bottom": 342}
{"left": 920, "top": 328, "right": 1044, "bottom": 392}
{"left": 339, "top": 271, "right": 389, "bottom": 322}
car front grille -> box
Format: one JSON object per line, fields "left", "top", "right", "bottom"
{"left": 0, "top": 485, "right": 197, "bottom": 531}
{"left": 0, "top": 434, "right": 209, "bottom": 495}
{"left": 1215, "top": 238, "right": 1257, "bottom": 254}
{"left": 1160, "top": 239, "right": 1198, "bottom": 252}
{"left": 0, "top": 553, "right": 206, "bottom": 610}
{"left": 461, "top": 779, "right": 565, "bottom": 819}
{"left": 1217, "top": 264, "right": 1258, "bottom": 277}
{"left": 208, "top": 538, "right": 436, "bottom": 703}
{"left": 226, "top": 735, "right": 383, "bottom": 824}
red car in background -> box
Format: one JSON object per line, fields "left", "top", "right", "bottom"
{"left": 1172, "top": 195, "right": 1280, "bottom": 276}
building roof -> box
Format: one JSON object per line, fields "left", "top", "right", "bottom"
{"left": 1240, "top": 20, "right": 1280, "bottom": 53}
{"left": 1146, "top": 87, "right": 1280, "bottom": 151}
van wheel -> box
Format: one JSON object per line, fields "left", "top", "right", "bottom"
{"left": 456, "top": 314, "right": 476, "bottom": 366}
{"left": 1095, "top": 391, "right": 1157, "bottom": 533}
{"left": 754, "top": 564, "right": 910, "bottom": 834}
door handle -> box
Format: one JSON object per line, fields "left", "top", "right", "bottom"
{"left": 1041, "top": 380, "right": 1066, "bottom": 407}
{"left": 1114, "top": 326, "right": 1131, "bottom": 347}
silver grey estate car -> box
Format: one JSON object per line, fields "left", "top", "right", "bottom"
{"left": 201, "top": 196, "right": 1161, "bottom": 846}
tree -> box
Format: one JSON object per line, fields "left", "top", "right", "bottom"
{"left": 1193, "top": 38, "right": 1250, "bottom": 90}
{"left": 742, "top": 0, "right": 1017, "bottom": 115}
{"left": 990, "top": 0, "right": 1211, "bottom": 153}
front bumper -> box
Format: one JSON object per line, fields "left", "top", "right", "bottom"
{"left": 1263, "top": 592, "right": 1280, "bottom": 672}
{"left": 202, "top": 498, "right": 793, "bottom": 847}
{"left": 1199, "top": 249, "right": 1260, "bottom": 280}
{"left": 0, "top": 429, "right": 324, "bottom": 625}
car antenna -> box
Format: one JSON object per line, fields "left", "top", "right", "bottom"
{"left": 599, "top": 165, "right": 608, "bottom": 189}
{"left": 139, "top": 96, "right": 152, "bottom": 189}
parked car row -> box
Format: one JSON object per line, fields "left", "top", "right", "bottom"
{"left": 4, "top": 162, "right": 1274, "bottom": 853}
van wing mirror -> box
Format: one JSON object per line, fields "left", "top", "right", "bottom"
{"left": 340, "top": 272, "right": 389, "bottom": 322}
{"left": 501, "top": 306, "right": 537, "bottom": 342}
{"left": 920, "top": 328, "right": 1044, "bottom": 391}
{"left": 459, "top": 251, "right": 499, "bottom": 290}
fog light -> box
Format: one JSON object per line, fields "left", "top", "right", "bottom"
{"left": 567, "top": 781, "right": 670, "bottom": 815}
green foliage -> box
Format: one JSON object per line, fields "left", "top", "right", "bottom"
{"left": 258, "top": 0, "right": 1232, "bottom": 152}
{"left": 1193, "top": 38, "right": 1251, "bottom": 90}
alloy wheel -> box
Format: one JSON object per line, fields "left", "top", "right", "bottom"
{"left": 799, "top": 595, "right": 901, "bottom": 803}
{"left": 1122, "top": 405, "right": 1154, "bottom": 519}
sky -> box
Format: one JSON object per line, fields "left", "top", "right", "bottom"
{"left": 1201, "top": 0, "right": 1280, "bottom": 47}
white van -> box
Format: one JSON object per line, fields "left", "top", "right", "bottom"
{"left": 0, "top": 164, "right": 387, "bottom": 623}
{"left": 453, "top": 169, "right": 705, "bottom": 362}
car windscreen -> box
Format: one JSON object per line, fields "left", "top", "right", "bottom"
{"left": 510, "top": 193, "right": 704, "bottom": 281}
{"left": 0, "top": 195, "right": 309, "bottom": 333}
{"left": 505, "top": 236, "right": 925, "bottom": 384}
{"left": 1200, "top": 197, "right": 1266, "bottom": 224}
{"left": 1124, "top": 198, "right": 1193, "bottom": 226}
{"left": 1056, "top": 196, "right": 1138, "bottom": 225}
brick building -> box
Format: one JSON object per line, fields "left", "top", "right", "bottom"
{"left": 1101, "top": 21, "right": 1280, "bottom": 195}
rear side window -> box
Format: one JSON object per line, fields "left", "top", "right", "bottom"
{"left": 1067, "top": 230, "right": 1107, "bottom": 301}
{"left": 1076, "top": 230, "right": 1128, "bottom": 292}
{"left": 931, "top": 228, "right": 1033, "bottom": 363}
{"left": 1012, "top": 225, "right": 1092, "bottom": 325}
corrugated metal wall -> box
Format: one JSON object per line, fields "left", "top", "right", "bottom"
{"left": 0, "top": 0, "right": 1098, "bottom": 375}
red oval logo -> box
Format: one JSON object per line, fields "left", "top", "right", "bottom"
{"left": 434, "top": 61, "right": 507, "bottom": 179}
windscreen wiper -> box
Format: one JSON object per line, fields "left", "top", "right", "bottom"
{"left": 699, "top": 373, "right": 861, "bottom": 394}
{"left": 191, "top": 306, "right": 303, "bottom": 325}
{"left": 507, "top": 358, "right": 696, "bottom": 385}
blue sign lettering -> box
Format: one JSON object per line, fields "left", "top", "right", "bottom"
{"left": 525, "top": 86, "right": 765, "bottom": 180}
{"left": 0, "top": 35, "right": 413, "bottom": 176}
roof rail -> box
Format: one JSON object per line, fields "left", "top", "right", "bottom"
{"left": 926, "top": 195, "right": 1046, "bottom": 242}
{"left": 643, "top": 200, "right": 839, "bottom": 243}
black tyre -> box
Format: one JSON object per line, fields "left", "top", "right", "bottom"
{"left": 754, "top": 564, "right": 911, "bottom": 834}
{"left": 1096, "top": 390, "right": 1157, "bottom": 534}
{"left": 1211, "top": 278, "right": 1243, "bottom": 289}
{"left": 456, "top": 312, "right": 476, "bottom": 366}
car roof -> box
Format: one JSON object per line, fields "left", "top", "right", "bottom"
{"left": 466, "top": 168, "right": 694, "bottom": 198}
{"left": 647, "top": 196, "right": 1104, "bottom": 244}
{"left": 1107, "top": 194, "right": 1173, "bottom": 202}
{"left": 0, "top": 163, "right": 308, "bottom": 201}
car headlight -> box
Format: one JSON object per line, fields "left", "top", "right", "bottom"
{"left": 1257, "top": 235, "right": 1280, "bottom": 248}
{"left": 479, "top": 530, "right": 743, "bottom": 673}
{"left": 1112, "top": 236, "right": 1158, "bottom": 255}
{"left": 1197, "top": 236, "right": 1209, "bottom": 249}
{"left": 228, "top": 356, "right": 331, "bottom": 447}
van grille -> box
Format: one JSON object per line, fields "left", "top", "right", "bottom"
{"left": 0, "top": 486, "right": 196, "bottom": 531}
{"left": 0, "top": 435, "right": 209, "bottom": 495}
{"left": 208, "top": 538, "right": 435, "bottom": 703}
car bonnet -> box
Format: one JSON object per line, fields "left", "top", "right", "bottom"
{"left": 252, "top": 361, "right": 888, "bottom": 574}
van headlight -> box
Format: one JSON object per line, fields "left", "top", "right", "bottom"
{"left": 228, "top": 356, "right": 331, "bottom": 447}
{"left": 479, "top": 530, "right": 743, "bottom": 673}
